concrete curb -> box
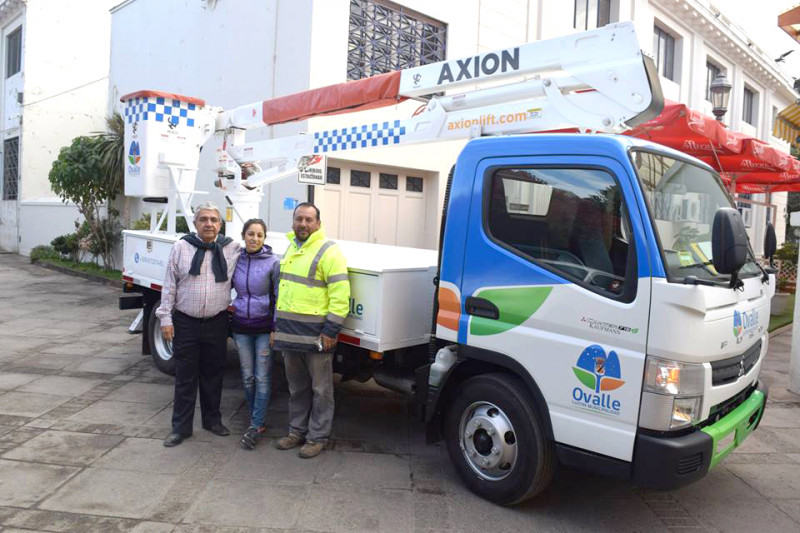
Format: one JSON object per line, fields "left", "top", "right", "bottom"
{"left": 33, "top": 260, "right": 121, "bottom": 289}
{"left": 771, "top": 323, "right": 794, "bottom": 338}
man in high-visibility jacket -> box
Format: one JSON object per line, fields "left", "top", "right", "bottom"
{"left": 273, "top": 202, "right": 350, "bottom": 459}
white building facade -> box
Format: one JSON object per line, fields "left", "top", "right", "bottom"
{"left": 4, "top": 0, "right": 796, "bottom": 255}
{"left": 0, "top": 0, "right": 117, "bottom": 254}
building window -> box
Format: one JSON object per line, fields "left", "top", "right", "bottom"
{"left": 653, "top": 25, "right": 675, "bottom": 81}
{"left": 348, "top": 0, "right": 446, "bottom": 81}
{"left": 379, "top": 173, "right": 398, "bottom": 189}
{"left": 406, "top": 176, "right": 423, "bottom": 192}
{"left": 742, "top": 87, "right": 757, "bottom": 126}
{"left": 486, "top": 166, "right": 633, "bottom": 300}
{"left": 327, "top": 166, "right": 341, "bottom": 185}
{"left": 6, "top": 27, "right": 20, "bottom": 78}
{"left": 350, "top": 169, "right": 371, "bottom": 188}
{"left": 2, "top": 137, "right": 19, "bottom": 200}
{"left": 705, "top": 62, "right": 721, "bottom": 102}
{"left": 574, "top": 0, "right": 611, "bottom": 31}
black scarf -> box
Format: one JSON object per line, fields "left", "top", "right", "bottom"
{"left": 181, "top": 233, "right": 234, "bottom": 282}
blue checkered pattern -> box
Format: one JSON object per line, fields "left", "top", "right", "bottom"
{"left": 124, "top": 96, "right": 198, "bottom": 127}
{"left": 313, "top": 120, "right": 407, "bottom": 153}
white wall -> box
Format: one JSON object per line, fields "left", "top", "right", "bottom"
{"left": 110, "top": 0, "right": 312, "bottom": 235}
{"left": 0, "top": 10, "right": 23, "bottom": 252}
{"left": 17, "top": 199, "right": 82, "bottom": 256}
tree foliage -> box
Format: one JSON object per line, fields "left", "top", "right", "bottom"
{"left": 48, "top": 136, "right": 120, "bottom": 268}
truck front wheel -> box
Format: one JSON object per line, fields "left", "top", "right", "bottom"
{"left": 444, "top": 373, "right": 556, "bottom": 505}
{"left": 146, "top": 300, "right": 175, "bottom": 375}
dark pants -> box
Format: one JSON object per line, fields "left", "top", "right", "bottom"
{"left": 171, "top": 310, "right": 228, "bottom": 435}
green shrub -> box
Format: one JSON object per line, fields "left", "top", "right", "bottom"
{"left": 29, "top": 245, "right": 60, "bottom": 263}
{"left": 775, "top": 242, "right": 799, "bottom": 264}
{"left": 131, "top": 212, "right": 190, "bottom": 234}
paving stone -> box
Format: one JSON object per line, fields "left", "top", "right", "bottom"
{"left": 0, "top": 372, "right": 43, "bottom": 390}
{"left": 104, "top": 382, "right": 174, "bottom": 405}
{"left": 8, "top": 354, "right": 85, "bottom": 371}
{"left": 315, "top": 450, "right": 411, "bottom": 490}
{"left": 183, "top": 479, "right": 306, "bottom": 528}
{"left": 727, "top": 462, "right": 800, "bottom": 499}
{"left": 3, "top": 508, "right": 139, "bottom": 533}
{"left": 93, "top": 437, "right": 210, "bottom": 474}
{"left": 296, "top": 486, "right": 413, "bottom": 533}
{"left": 672, "top": 466, "right": 800, "bottom": 532}
{"left": 215, "top": 438, "right": 321, "bottom": 484}
{"left": 2, "top": 430, "right": 124, "bottom": 466}
{"left": 0, "top": 459, "right": 79, "bottom": 507}
{"left": 65, "top": 357, "right": 138, "bottom": 375}
{"left": 758, "top": 406, "right": 800, "bottom": 429}
{"left": 40, "top": 468, "right": 178, "bottom": 519}
{"left": 130, "top": 522, "right": 176, "bottom": 533}
{"left": 0, "top": 391, "right": 71, "bottom": 417}
{"left": 40, "top": 342, "right": 108, "bottom": 357}
{"left": 18, "top": 376, "right": 103, "bottom": 396}
{"left": 68, "top": 400, "right": 165, "bottom": 425}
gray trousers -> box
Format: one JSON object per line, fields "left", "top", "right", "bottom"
{"left": 283, "top": 351, "right": 334, "bottom": 442}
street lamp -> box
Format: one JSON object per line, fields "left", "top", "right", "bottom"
{"left": 709, "top": 73, "right": 732, "bottom": 123}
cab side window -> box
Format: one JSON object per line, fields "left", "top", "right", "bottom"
{"left": 486, "top": 167, "right": 634, "bottom": 300}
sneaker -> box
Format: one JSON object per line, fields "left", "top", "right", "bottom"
{"left": 240, "top": 427, "right": 260, "bottom": 450}
{"left": 275, "top": 434, "right": 305, "bottom": 450}
{"left": 298, "top": 440, "right": 324, "bottom": 459}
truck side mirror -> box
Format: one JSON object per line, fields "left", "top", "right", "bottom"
{"left": 764, "top": 222, "right": 777, "bottom": 266}
{"left": 712, "top": 208, "right": 748, "bottom": 276}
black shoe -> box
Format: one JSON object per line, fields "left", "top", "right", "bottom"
{"left": 204, "top": 423, "right": 230, "bottom": 436}
{"left": 163, "top": 433, "right": 191, "bottom": 447}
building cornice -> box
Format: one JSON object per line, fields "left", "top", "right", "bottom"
{"left": 652, "top": 0, "right": 797, "bottom": 101}
{"left": 0, "top": 0, "right": 24, "bottom": 27}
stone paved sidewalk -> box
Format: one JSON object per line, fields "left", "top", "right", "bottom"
{"left": 0, "top": 253, "right": 799, "bottom": 532}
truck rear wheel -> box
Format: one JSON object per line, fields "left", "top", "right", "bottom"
{"left": 444, "top": 373, "right": 556, "bottom": 505}
{"left": 146, "top": 300, "right": 175, "bottom": 375}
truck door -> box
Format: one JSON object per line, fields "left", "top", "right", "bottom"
{"left": 458, "top": 154, "right": 652, "bottom": 462}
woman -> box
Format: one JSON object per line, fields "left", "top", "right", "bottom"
{"left": 231, "top": 218, "right": 280, "bottom": 449}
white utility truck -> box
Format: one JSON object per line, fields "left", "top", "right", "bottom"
{"left": 119, "top": 23, "right": 772, "bottom": 505}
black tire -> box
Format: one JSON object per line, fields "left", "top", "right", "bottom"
{"left": 146, "top": 299, "right": 175, "bottom": 375}
{"left": 444, "top": 373, "right": 556, "bottom": 505}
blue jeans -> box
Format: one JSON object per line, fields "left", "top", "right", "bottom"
{"left": 232, "top": 332, "right": 272, "bottom": 429}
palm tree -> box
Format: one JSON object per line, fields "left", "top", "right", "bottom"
{"left": 93, "top": 112, "right": 128, "bottom": 226}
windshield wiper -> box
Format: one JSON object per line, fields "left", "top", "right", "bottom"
{"left": 678, "top": 260, "right": 713, "bottom": 270}
{"left": 682, "top": 276, "right": 722, "bottom": 287}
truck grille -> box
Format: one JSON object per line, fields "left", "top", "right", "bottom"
{"left": 710, "top": 340, "right": 761, "bottom": 387}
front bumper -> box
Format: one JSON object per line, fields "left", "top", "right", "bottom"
{"left": 632, "top": 381, "right": 768, "bottom": 490}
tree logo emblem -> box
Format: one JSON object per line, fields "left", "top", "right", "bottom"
{"left": 128, "top": 141, "right": 141, "bottom": 166}
{"left": 572, "top": 344, "right": 625, "bottom": 393}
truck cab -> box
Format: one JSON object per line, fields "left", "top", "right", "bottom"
{"left": 427, "top": 133, "right": 769, "bottom": 504}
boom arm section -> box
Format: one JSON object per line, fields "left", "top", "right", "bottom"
{"left": 215, "top": 22, "right": 662, "bottom": 190}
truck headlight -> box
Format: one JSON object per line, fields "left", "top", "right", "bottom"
{"left": 639, "top": 356, "right": 705, "bottom": 431}
{"left": 643, "top": 356, "right": 704, "bottom": 396}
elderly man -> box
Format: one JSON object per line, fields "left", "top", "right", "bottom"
{"left": 157, "top": 201, "right": 240, "bottom": 447}
{"left": 273, "top": 202, "right": 350, "bottom": 459}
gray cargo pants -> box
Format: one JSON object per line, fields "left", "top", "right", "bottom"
{"left": 283, "top": 351, "right": 334, "bottom": 443}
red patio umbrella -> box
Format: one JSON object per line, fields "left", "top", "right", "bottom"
{"left": 625, "top": 100, "right": 800, "bottom": 193}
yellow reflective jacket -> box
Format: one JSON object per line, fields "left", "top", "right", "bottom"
{"left": 273, "top": 227, "right": 350, "bottom": 352}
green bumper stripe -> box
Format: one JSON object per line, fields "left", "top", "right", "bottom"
{"left": 701, "top": 389, "right": 766, "bottom": 469}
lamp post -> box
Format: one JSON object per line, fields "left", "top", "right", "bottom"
{"left": 709, "top": 73, "right": 732, "bottom": 123}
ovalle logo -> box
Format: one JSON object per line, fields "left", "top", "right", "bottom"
{"left": 134, "top": 253, "right": 140, "bottom": 263}
{"left": 127, "top": 140, "right": 141, "bottom": 177}
{"left": 128, "top": 141, "right": 141, "bottom": 165}
{"left": 571, "top": 344, "right": 624, "bottom": 416}
{"left": 733, "top": 309, "right": 759, "bottom": 344}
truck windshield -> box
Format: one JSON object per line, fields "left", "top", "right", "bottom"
{"left": 632, "top": 150, "right": 760, "bottom": 283}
